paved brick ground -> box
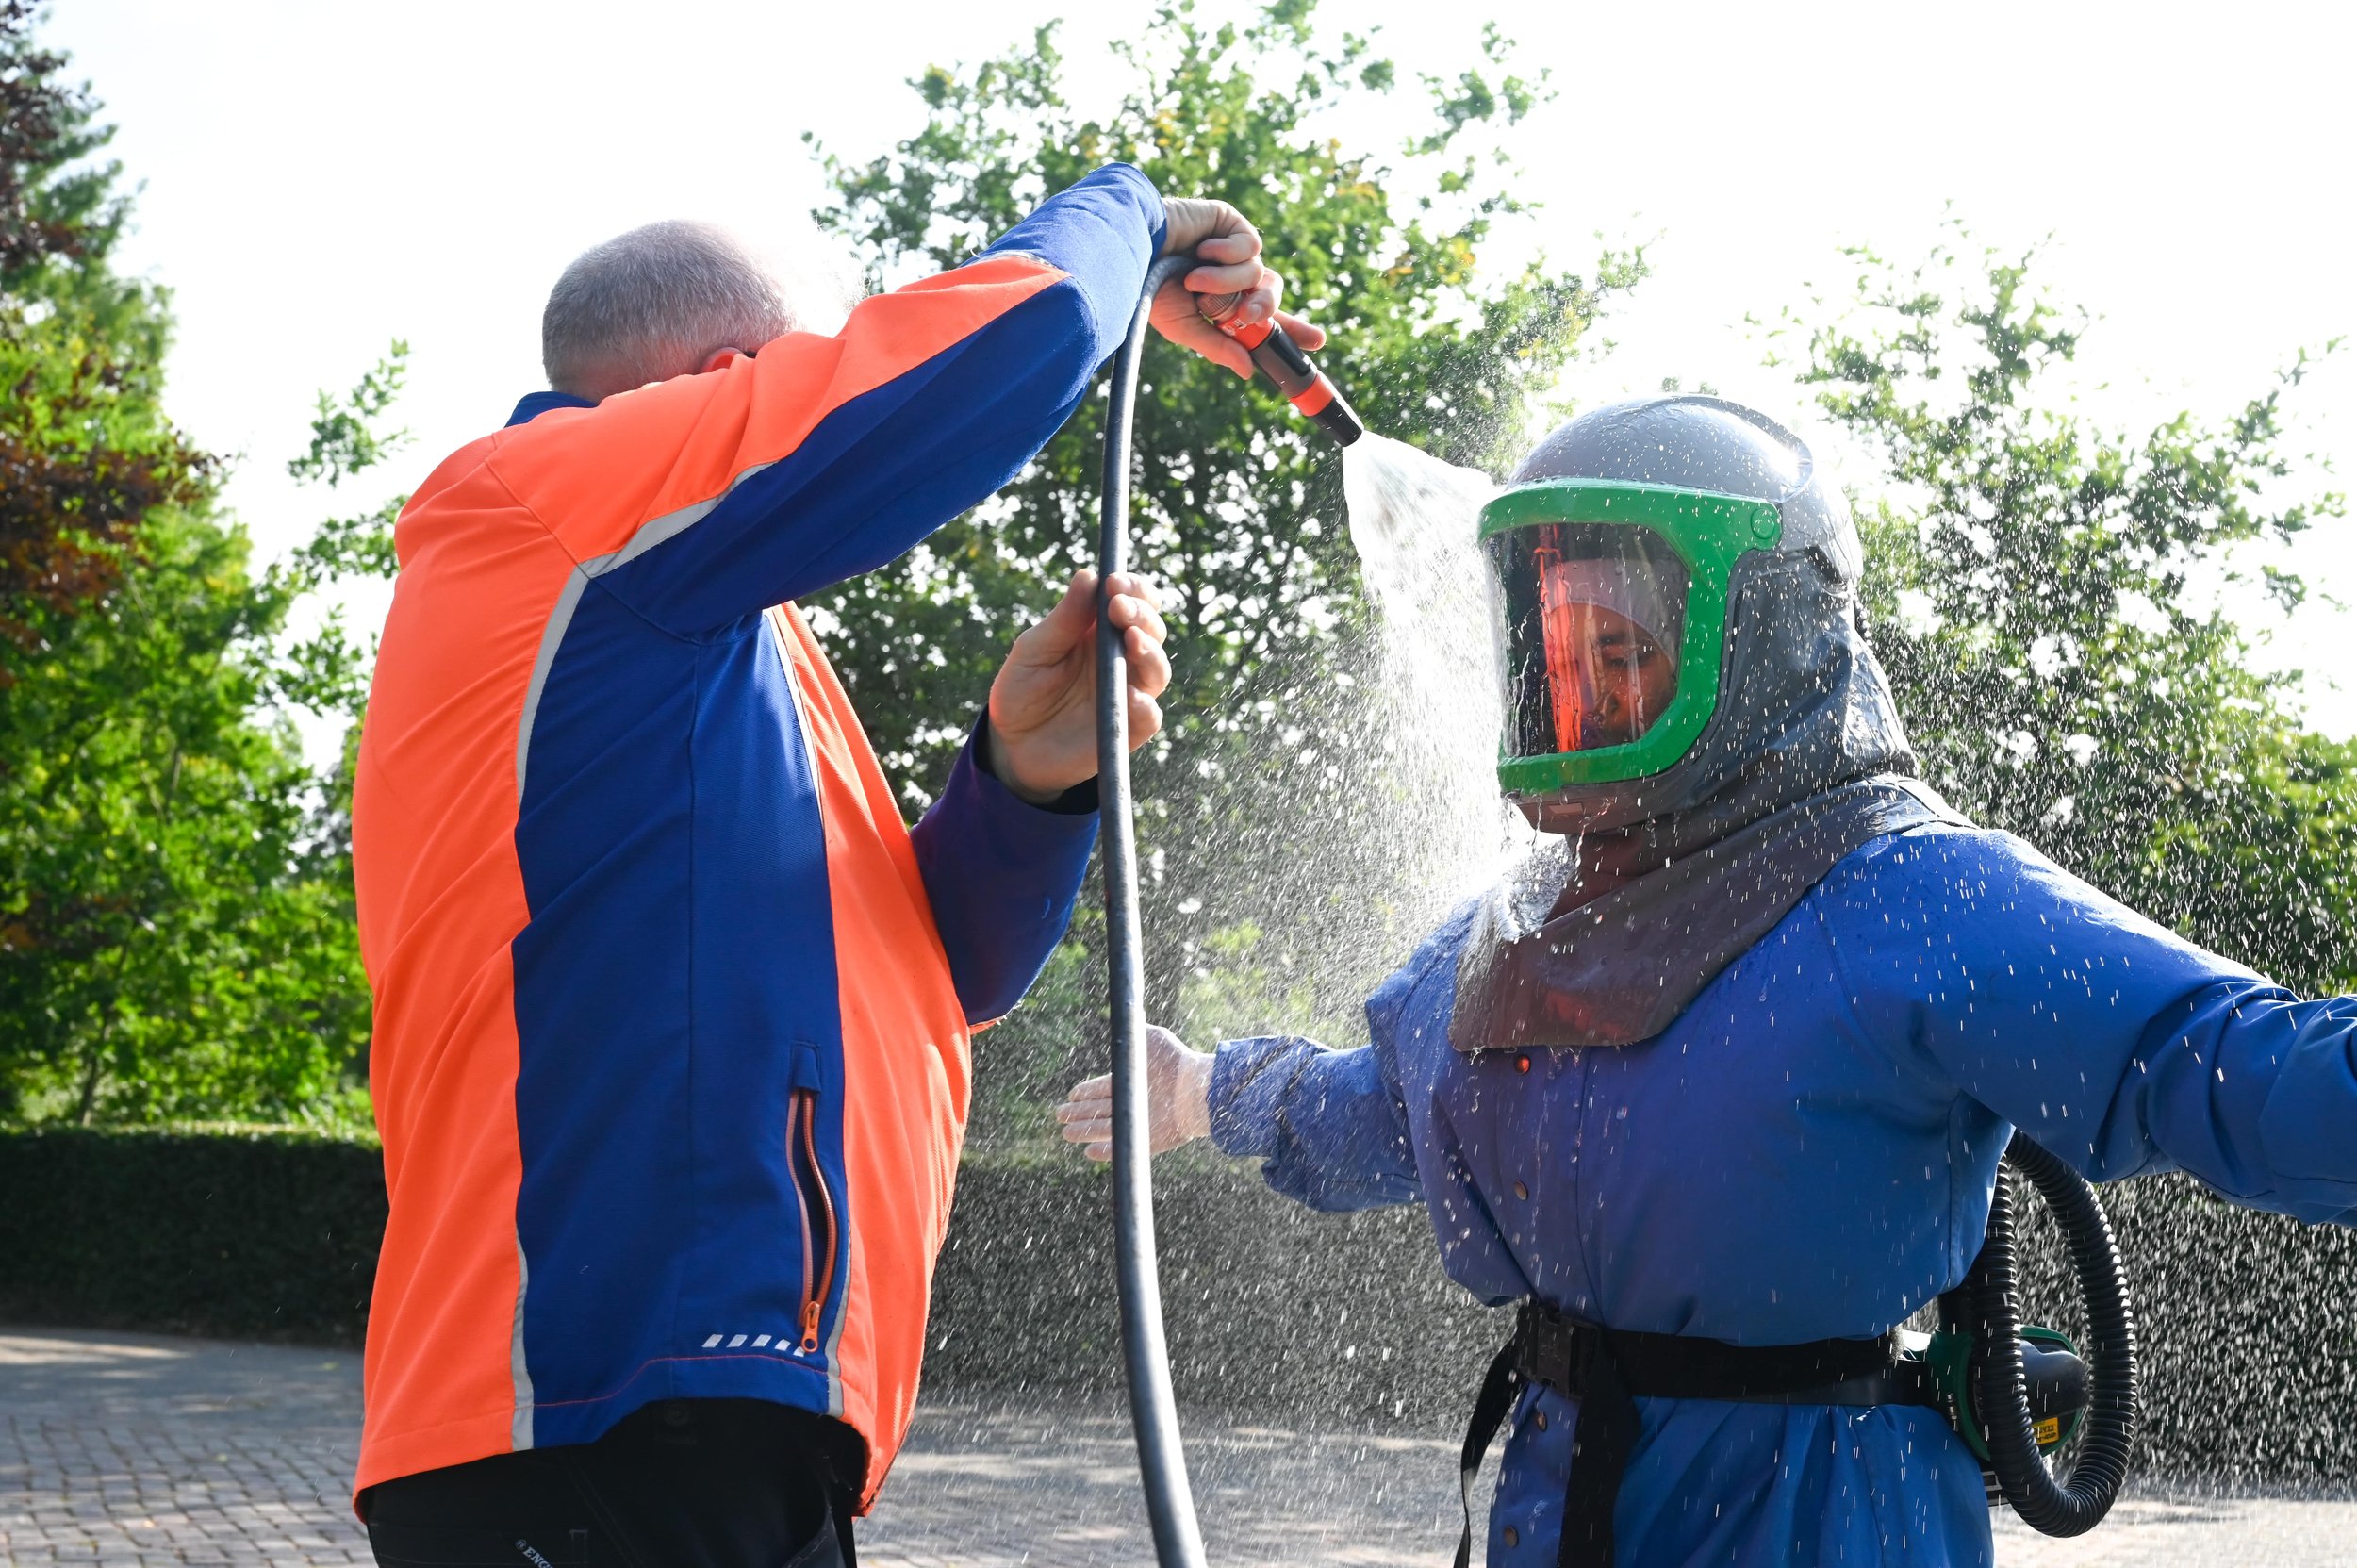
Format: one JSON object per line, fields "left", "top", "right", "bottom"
{"left": 1, "top": 1329, "right": 370, "bottom": 1565}
{"left": 5, "top": 1326, "right": 2354, "bottom": 1565}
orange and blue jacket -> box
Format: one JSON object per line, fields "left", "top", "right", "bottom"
{"left": 352, "top": 164, "right": 1163, "bottom": 1506}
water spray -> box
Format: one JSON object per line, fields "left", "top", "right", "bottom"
{"left": 1093, "top": 256, "right": 1369, "bottom": 1568}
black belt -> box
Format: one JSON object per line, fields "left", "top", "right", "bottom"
{"left": 1455, "top": 1301, "right": 1942, "bottom": 1568}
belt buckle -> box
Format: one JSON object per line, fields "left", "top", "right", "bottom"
{"left": 1516, "top": 1304, "right": 1589, "bottom": 1395}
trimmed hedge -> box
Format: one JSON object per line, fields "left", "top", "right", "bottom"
{"left": 0, "top": 1125, "right": 385, "bottom": 1345}
{"left": 5, "top": 1129, "right": 2355, "bottom": 1485}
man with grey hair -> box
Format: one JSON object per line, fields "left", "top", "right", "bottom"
{"left": 353, "top": 165, "right": 1321, "bottom": 1566}
{"left": 540, "top": 219, "right": 821, "bottom": 401}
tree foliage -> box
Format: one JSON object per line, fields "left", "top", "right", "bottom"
{"left": 808, "top": 0, "right": 1633, "bottom": 806}
{"left": 0, "top": 0, "right": 205, "bottom": 685}
{"left": 0, "top": 0, "right": 123, "bottom": 277}
{"left": 1780, "top": 233, "right": 2357, "bottom": 994}
{"left": 9, "top": 0, "right": 2349, "bottom": 1144}
{"left": 0, "top": 8, "right": 398, "bottom": 1124}
{"left": 810, "top": 6, "right": 1638, "bottom": 1142}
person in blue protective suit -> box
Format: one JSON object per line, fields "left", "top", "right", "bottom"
{"left": 1055, "top": 395, "right": 2357, "bottom": 1568}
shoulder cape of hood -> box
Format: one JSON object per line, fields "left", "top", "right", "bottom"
{"left": 1451, "top": 776, "right": 1969, "bottom": 1051}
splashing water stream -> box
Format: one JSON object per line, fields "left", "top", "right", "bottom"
{"left": 1338, "top": 433, "right": 1532, "bottom": 915}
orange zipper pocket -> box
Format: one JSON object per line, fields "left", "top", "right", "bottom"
{"left": 787, "top": 1082, "right": 839, "bottom": 1356}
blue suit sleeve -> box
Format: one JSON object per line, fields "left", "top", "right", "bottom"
{"left": 596, "top": 163, "right": 1164, "bottom": 632}
{"left": 910, "top": 718, "right": 1099, "bottom": 1026}
{"left": 1833, "top": 827, "right": 2357, "bottom": 1225}
{"left": 1206, "top": 1034, "right": 1422, "bottom": 1213}
{"left": 2101, "top": 982, "right": 2357, "bottom": 1223}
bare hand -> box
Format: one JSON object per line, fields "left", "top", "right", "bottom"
{"left": 1153, "top": 196, "right": 1327, "bottom": 379}
{"left": 986, "top": 569, "right": 1170, "bottom": 803}
{"left": 1056, "top": 1025, "right": 1212, "bottom": 1161}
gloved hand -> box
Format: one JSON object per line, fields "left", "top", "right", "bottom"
{"left": 1055, "top": 1024, "right": 1212, "bottom": 1161}
{"left": 1151, "top": 196, "right": 1326, "bottom": 380}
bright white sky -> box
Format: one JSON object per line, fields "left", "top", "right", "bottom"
{"left": 51, "top": 0, "right": 2357, "bottom": 737}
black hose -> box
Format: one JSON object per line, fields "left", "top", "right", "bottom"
{"left": 1097, "top": 253, "right": 1208, "bottom": 1568}
{"left": 1970, "top": 1132, "right": 2140, "bottom": 1535}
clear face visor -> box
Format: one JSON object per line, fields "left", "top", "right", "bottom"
{"left": 1492, "top": 522, "right": 1690, "bottom": 760}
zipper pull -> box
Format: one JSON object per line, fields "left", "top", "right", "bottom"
{"left": 799, "top": 1301, "right": 822, "bottom": 1354}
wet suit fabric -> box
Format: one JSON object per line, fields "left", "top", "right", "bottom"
{"left": 353, "top": 163, "right": 1165, "bottom": 1509}
{"left": 364, "top": 1399, "right": 858, "bottom": 1567}
{"left": 1206, "top": 822, "right": 2357, "bottom": 1566}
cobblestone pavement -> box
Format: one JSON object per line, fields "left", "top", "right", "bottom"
{"left": 6, "top": 1326, "right": 2355, "bottom": 1565}
{"left": 1, "top": 1328, "right": 370, "bottom": 1565}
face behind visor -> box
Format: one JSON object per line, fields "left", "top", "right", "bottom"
{"left": 1485, "top": 481, "right": 1783, "bottom": 794}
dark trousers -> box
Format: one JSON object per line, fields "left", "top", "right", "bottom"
{"left": 363, "top": 1398, "right": 862, "bottom": 1568}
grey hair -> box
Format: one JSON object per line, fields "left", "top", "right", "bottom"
{"left": 541, "top": 220, "right": 798, "bottom": 400}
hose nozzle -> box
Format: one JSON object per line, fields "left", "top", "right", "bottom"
{"left": 1201, "top": 298, "right": 1363, "bottom": 447}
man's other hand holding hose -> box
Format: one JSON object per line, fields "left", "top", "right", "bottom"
{"left": 987, "top": 570, "right": 1171, "bottom": 804}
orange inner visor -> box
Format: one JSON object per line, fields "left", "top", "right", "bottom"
{"left": 1534, "top": 545, "right": 1587, "bottom": 755}
{"left": 1529, "top": 542, "right": 1683, "bottom": 754}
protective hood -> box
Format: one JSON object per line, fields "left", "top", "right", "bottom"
{"left": 1491, "top": 394, "right": 1911, "bottom": 834}
{"left": 1453, "top": 397, "right": 1951, "bottom": 1052}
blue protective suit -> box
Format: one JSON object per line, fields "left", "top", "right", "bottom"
{"left": 1207, "top": 821, "right": 2357, "bottom": 1566}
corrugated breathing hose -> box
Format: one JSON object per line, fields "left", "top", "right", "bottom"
{"left": 1971, "top": 1131, "right": 2140, "bottom": 1534}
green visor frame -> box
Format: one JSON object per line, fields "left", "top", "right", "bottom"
{"left": 1477, "top": 478, "right": 1784, "bottom": 794}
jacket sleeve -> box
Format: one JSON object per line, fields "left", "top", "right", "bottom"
{"left": 1206, "top": 1033, "right": 1422, "bottom": 1213}
{"left": 493, "top": 164, "right": 1165, "bottom": 634}
{"left": 910, "top": 715, "right": 1099, "bottom": 1026}
{"left": 1837, "top": 827, "right": 2357, "bottom": 1226}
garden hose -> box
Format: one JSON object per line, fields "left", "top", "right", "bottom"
{"left": 1096, "top": 252, "right": 1209, "bottom": 1568}
{"left": 1098, "top": 241, "right": 1386, "bottom": 1556}
{"left": 1096, "top": 253, "right": 1367, "bottom": 1568}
